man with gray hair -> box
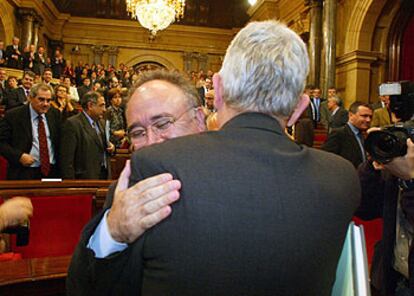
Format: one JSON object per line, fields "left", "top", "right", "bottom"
{"left": 67, "top": 21, "right": 359, "bottom": 295}
{"left": 0, "top": 83, "right": 61, "bottom": 179}
{"left": 326, "top": 95, "right": 348, "bottom": 132}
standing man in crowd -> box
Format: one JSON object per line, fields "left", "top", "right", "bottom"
{"left": 0, "top": 83, "right": 61, "bottom": 179}
{"left": 67, "top": 21, "right": 359, "bottom": 296}
{"left": 3, "top": 71, "right": 35, "bottom": 110}
{"left": 326, "top": 95, "right": 348, "bottom": 132}
{"left": 60, "top": 91, "right": 113, "bottom": 179}
{"left": 0, "top": 41, "right": 5, "bottom": 66}
{"left": 322, "top": 101, "right": 373, "bottom": 168}
{"left": 5, "top": 37, "right": 23, "bottom": 69}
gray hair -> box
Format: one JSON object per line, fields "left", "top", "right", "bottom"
{"left": 81, "top": 91, "right": 101, "bottom": 109}
{"left": 128, "top": 70, "right": 201, "bottom": 108}
{"left": 328, "top": 95, "right": 341, "bottom": 106}
{"left": 30, "top": 83, "right": 54, "bottom": 98}
{"left": 219, "top": 20, "right": 309, "bottom": 117}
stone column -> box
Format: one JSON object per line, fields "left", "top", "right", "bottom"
{"left": 198, "top": 53, "right": 208, "bottom": 72}
{"left": 18, "top": 8, "right": 36, "bottom": 49}
{"left": 182, "top": 52, "right": 193, "bottom": 73}
{"left": 91, "top": 45, "right": 105, "bottom": 65}
{"left": 32, "top": 17, "right": 43, "bottom": 49}
{"left": 107, "top": 46, "right": 119, "bottom": 67}
{"left": 306, "top": 0, "right": 322, "bottom": 87}
{"left": 321, "top": 0, "right": 337, "bottom": 97}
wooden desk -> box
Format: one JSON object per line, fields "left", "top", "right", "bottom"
{"left": 0, "top": 255, "right": 71, "bottom": 295}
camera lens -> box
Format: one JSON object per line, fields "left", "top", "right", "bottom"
{"left": 365, "top": 129, "right": 408, "bottom": 163}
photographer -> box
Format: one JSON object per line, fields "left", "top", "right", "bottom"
{"left": 356, "top": 81, "right": 414, "bottom": 295}
{"left": 0, "top": 197, "right": 32, "bottom": 252}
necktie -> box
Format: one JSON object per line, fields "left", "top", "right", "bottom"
{"left": 357, "top": 132, "right": 366, "bottom": 162}
{"left": 38, "top": 116, "right": 50, "bottom": 176}
{"left": 25, "top": 89, "right": 29, "bottom": 98}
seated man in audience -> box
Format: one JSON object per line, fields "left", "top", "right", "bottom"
{"left": 67, "top": 21, "right": 360, "bottom": 296}
{"left": 0, "top": 83, "right": 61, "bottom": 179}
{"left": 322, "top": 101, "right": 373, "bottom": 168}
{"left": 3, "top": 71, "right": 35, "bottom": 110}
{"left": 42, "top": 68, "right": 57, "bottom": 88}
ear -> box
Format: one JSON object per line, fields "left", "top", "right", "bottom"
{"left": 212, "top": 73, "right": 224, "bottom": 110}
{"left": 287, "top": 94, "right": 310, "bottom": 127}
{"left": 194, "top": 107, "right": 206, "bottom": 132}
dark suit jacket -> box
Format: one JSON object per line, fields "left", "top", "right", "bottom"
{"left": 4, "top": 87, "right": 29, "bottom": 110}
{"left": 67, "top": 112, "right": 360, "bottom": 296}
{"left": 5, "top": 45, "right": 23, "bottom": 69}
{"left": 321, "top": 123, "right": 364, "bottom": 168}
{"left": 0, "top": 104, "right": 61, "bottom": 179}
{"left": 328, "top": 107, "right": 348, "bottom": 131}
{"left": 355, "top": 161, "right": 414, "bottom": 295}
{"left": 60, "top": 112, "right": 110, "bottom": 179}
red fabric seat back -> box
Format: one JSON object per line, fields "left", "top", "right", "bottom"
{"left": 0, "top": 157, "right": 7, "bottom": 180}
{"left": 352, "top": 217, "right": 383, "bottom": 266}
{"left": 10, "top": 195, "right": 93, "bottom": 259}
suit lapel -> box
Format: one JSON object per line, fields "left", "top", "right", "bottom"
{"left": 345, "top": 124, "right": 363, "bottom": 162}
{"left": 80, "top": 113, "right": 104, "bottom": 149}
{"left": 22, "top": 105, "right": 32, "bottom": 140}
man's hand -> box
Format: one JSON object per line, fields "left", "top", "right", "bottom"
{"left": 0, "top": 197, "right": 33, "bottom": 231}
{"left": 19, "top": 153, "right": 35, "bottom": 166}
{"left": 373, "top": 139, "right": 414, "bottom": 180}
{"left": 107, "top": 160, "right": 181, "bottom": 243}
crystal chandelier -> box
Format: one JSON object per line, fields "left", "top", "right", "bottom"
{"left": 126, "top": 0, "right": 185, "bottom": 36}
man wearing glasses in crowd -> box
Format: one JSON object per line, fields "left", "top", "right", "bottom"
{"left": 0, "top": 83, "right": 61, "bottom": 179}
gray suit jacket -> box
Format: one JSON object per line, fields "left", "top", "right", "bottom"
{"left": 60, "top": 112, "right": 110, "bottom": 179}
{"left": 67, "top": 112, "right": 360, "bottom": 296}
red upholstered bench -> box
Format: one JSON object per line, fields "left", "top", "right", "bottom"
{"left": 10, "top": 194, "right": 93, "bottom": 258}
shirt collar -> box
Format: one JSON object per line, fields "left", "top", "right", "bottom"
{"left": 347, "top": 122, "right": 360, "bottom": 135}
{"left": 83, "top": 110, "right": 95, "bottom": 127}
{"left": 29, "top": 104, "right": 45, "bottom": 121}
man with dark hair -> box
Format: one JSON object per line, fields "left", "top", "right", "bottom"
{"left": 322, "top": 101, "right": 373, "bottom": 168}
{"left": 0, "top": 83, "right": 61, "bottom": 179}
{"left": 77, "top": 77, "right": 91, "bottom": 101}
{"left": 3, "top": 71, "right": 35, "bottom": 110}
{"left": 60, "top": 91, "right": 114, "bottom": 179}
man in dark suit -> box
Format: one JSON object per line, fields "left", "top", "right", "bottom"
{"left": 0, "top": 83, "right": 61, "bottom": 179}
{"left": 60, "top": 91, "right": 114, "bottom": 179}
{"left": 3, "top": 71, "right": 35, "bottom": 110}
{"left": 197, "top": 76, "right": 212, "bottom": 106}
{"left": 5, "top": 37, "right": 23, "bottom": 69}
{"left": 326, "top": 95, "right": 348, "bottom": 132}
{"left": 0, "top": 41, "right": 5, "bottom": 67}
{"left": 322, "top": 101, "right": 373, "bottom": 168}
{"left": 310, "top": 87, "right": 326, "bottom": 127}
{"left": 67, "top": 21, "right": 360, "bottom": 296}
{"left": 77, "top": 77, "right": 91, "bottom": 101}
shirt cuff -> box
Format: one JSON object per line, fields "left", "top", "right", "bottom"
{"left": 87, "top": 209, "right": 128, "bottom": 258}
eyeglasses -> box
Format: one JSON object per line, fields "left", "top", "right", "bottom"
{"left": 127, "top": 106, "right": 196, "bottom": 143}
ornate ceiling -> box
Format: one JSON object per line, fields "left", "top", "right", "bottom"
{"left": 52, "top": 0, "right": 250, "bottom": 29}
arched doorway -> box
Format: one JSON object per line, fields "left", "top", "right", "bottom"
{"left": 133, "top": 61, "right": 166, "bottom": 73}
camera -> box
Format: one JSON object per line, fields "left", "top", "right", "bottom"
{"left": 365, "top": 81, "right": 414, "bottom": 163}
{"left": 2, "top": 221, "right": 30, "bottom": 246}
